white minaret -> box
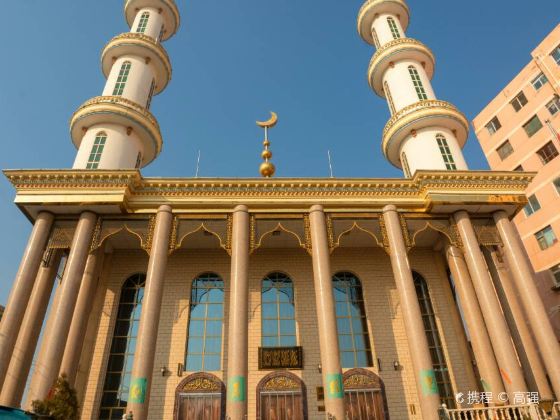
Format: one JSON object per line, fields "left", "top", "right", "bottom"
{"left": 358, "top": 0, "right": 469, "bottom": 176}
{"left": 70, "top": 0, "right": 180, "bottom": 170}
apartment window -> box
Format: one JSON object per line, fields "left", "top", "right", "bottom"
{"left": 408, "top": 66, "right": 428, "bottom": 100}
{"left": 384, "top": 81, "right": 396, "bottom": 115}
{"left": 387, "top": 17, "right": 401, "bottom": 39}
{"left": 546, "top": 96, "right": 560, "bottom": 116}
{"left": 113, "top": 61, "right": 132, "bottom": 96}
{"left": 146, "top": 79, "right": 156, "bottom": 109}
{"left": 185, "top": 273, "right": 224, "bottom": 372}
{"left": 550, "top": 264, "right": 560, "bottom": 287}
{"left": 261, "top": 272, "right": 297, "bottom": 347}
{"left": 99, "top": 274, "right": 145, "bottom": 420}
{"left": 436, "top": 134, "right": 457, "bottom": 170}
{"left": 532, "top": 73, "right": 548, "bottom": 90}
{"left": 414, "top": 271, "right": 455, "bottom": 408}
{"left": 552, "top": 46, "right": 560, "bottom": 65}
{"left": 401, "top": 152, "right": 411, "bottom": 178}
{"left": 496, "top": 140, "right": 514, "bottom": 161}
{"left": 510, "top": 92, "right": 528, "bottom": 112}
{"left": 537, "top": 141, "right": 559, "bottom": 164}
{"left": 554, "top": 177, "right": 560, "bottom": 193}
{"left": 523, "top": 115, "right": 543, "bottom": 137}
{"left": 333, "top": 272, "right": 373, "bottom": 368}
{"left": 514, "top": 164, "right": 524, "bottom": 171}
{"left": 535, "top": 226, "right": 557, "bottom": 250}
{"left": 485, "top": 116, "right": 502, "bottom": 135}
{"left": 136, "top": 12, "right": 149, "bottom": 33}
{"left": 524, "top": 194, "right": 541, "bottom": 216}
{"left": 86, "top": 132, "right": 107, "bottom": 169}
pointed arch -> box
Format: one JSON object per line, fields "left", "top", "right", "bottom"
{"left": 173, "top": 372, "right": 225, "bottom": 420}
{"left": 261, "top": 272, "right": 297, "bottom": 347}
{"left": 256, "top": 371, "right": 307, "bottom": 420}
{"left": 254, "top": 222, "right": 306, "bottom": 252}
{"left": 332, "top": 222, "right": 382, "bottom": 251}
{"left": 343, "top": 368, "right": 389, "bottom": 420}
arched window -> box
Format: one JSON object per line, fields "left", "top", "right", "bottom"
{"left": 135, "top": 152, "right": 142, "bottom": 169}
{"left": 257, "top": 372, "right": 307, "bottom": 420}
{"left": 371, "top": 27, "right": 380, "bottom": 48}
{"left": 436, "top": 134, "right": 457, "bottom": 170}
{"left": 387, "top": 17, "right": 401, "bottom": 39}
{"left": 86, "top": 132, "right": 107, "bottom": 169}
{"left": 99, "top": 274, "right": 146, "bottom": 420}
{"left": 158, "top": 24, "right": 165, "bottom": 42}
{"left": 332, "top": 272, "right": 373, "bottom": 368}
{"left": 343, "top": 369, "right": 388, "bottom": 420}
{"left": 261, "top": 272, "right": 296, "bottom": 347}
{"left": 185, "top": 273, "right": 224, "bottom": 372}
{"left": 136, "top": 12, "right": 150, "bottom": 33}
{"left": 113, "top": 61, "right": 132, "bottom": 96}
{"left": 401, "top": 151, "right": 411, "bottom": 178}
{"left": 408, "top": 66, "right": 428, "bottom": 100}
{"left": 174, "top": 373, "right": 225, "bottom": 420}
{"left": 146, "top": 79, "right": 156, "bottom": 109}
{"left": 383, "top": 81, "right": 396, "bottom": 115}
{"left": 413, "top": 271, "right": 455, "bottom": 408}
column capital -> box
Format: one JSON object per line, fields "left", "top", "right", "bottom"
{"left": 309, "top": 204, "right": 324, "bottom": 214}
{"left": 157, "top": 204, "right": 172, "bottom": 214}
{"left": 382, "top": 204, "right": 397, "bottom": 213}
{"left": 232, "top": 204, "right": 249, "bottom": 214}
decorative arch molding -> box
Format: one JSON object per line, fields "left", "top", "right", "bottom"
{"left": 172, "top": 222, "right": 229, "bottom": 255}
{"left": 90, "top": 217, "right": 153, "bottom": 254}
{"left": 252, "top": 222, "right": 307, "bottom": 254}
{"left": 331, "top": 221, "right": 383, "bottom": 252}
{"left": 409, "top": 220, "right": 462, "bottom": 251}
{"left": 173, "top": 372, "right": 226, "bottom": 420}
{"left": 256, "top": 371, "right": 308, "bottom": 420}
{"left": 343, "top": 368, "right": 390, "bottom": 420}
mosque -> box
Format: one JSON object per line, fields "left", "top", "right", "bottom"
{"left": 0, "top": 0, "right": 559, "bottom": 419}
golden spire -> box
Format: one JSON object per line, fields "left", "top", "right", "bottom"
{"left": 256, "top": 112, "right": 278, "bottom": 177}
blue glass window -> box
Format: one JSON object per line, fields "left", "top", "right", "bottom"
{"left": 185, "top": 273, "right": 224, "bottom": 372}
{"left": 332, "top": 272, "right": 372, "bottom": 368}
{"left": 99, "top": 274, "right": 145, "bottom": 420}
{"left": 413, "top": 271, "right": 454, "bottom": 408}
{"left": 261, "top": 273, "right": 297, "bottom": 347}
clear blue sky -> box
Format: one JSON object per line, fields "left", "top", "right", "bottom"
{"left": 0, "top": 0, "right": 558, "bottom": 305}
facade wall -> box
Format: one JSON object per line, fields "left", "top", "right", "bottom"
{"left": 78, "top": 245, "right": 476, "bottom": 419}
{"left": 473, "top": 24, "right": 560, "bottom": 338}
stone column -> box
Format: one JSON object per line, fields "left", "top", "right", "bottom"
{"left": 383, "top": 205, "right": 440, "bottom": 420}
{"left": 225, "top": 205, "right": 250, "bottom": 420}
{"left": 308, "top": 205, "right": 345, "bottom": 419}
{"left": 445, "top": 245, "right": 505, "bottom": 399}
{"left": 31, "top": 211, "right": 97, "bottom": 401}
{"left": 453, "top": 211, "right": 527, "bottom": 399}
{"left": 493, "top": 210, "right": 560, "bottom": 399}
{"left": 0, "top": 249, "right": 63, "bottom": 407}
{"left": 485, "top": 247, "right": 553, "bottom": 400}
{"left": 128, "top": 205, "right": 173, "bottom": 420}
{"left": 0, "top": 211, "right": 54, "bottom": 389}
{"left": 59, "top": 248, "right": 105, "bottom": 385}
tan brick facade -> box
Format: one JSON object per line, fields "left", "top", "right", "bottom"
{"left": 75, "top": 243, "right": 477, "bottom": 420}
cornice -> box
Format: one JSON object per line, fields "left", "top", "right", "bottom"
{"left": 3, "top": 169, "right": 533, "bottom": 217}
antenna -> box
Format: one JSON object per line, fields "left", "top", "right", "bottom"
{"left": 327, "top": 150, "right": 334, "bottom": 178}
{"left": 195, "top": 150, "right": 201, "bottom": 178}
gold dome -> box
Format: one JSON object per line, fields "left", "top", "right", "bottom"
{"left": 259, "top": 162, "right": 276, "bottom": 178}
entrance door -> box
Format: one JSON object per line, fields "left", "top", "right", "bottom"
{"left": 177, "top": 392, "right": 222, "bottom": 420}
{"left": 260, "top": 391, "right": 304, "bottom": 420}
{"left": 344, "top": 389, "right": 385, "bottom": 420}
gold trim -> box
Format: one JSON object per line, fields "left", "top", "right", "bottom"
{"left": 124, "top": 0, "right": 180, "bottom": 40}
{"left": 357, "top": 0, "right": 410, "bottom": 44}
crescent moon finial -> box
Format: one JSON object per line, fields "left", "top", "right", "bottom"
{"left": 256, "top": 111, "right": 278, "bottom": 128}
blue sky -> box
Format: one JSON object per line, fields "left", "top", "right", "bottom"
{"left": 0, "top": 0, "right": 558, "bottom": 304}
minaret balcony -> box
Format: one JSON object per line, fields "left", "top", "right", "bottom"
{"left": 357, "top": 0, "right": 409, "bottom": 45}
{"left": 368, "top": 38, "right": 435, "bottom": 96}
{"left": 101, "top": 33, "right": 172, "bottom": 94}
{"left": 124, "top": 0, "right": 180, "bottom": 40}
{"left": 381, "top": 100, "right": 469, "bottom": 167}
{"left": 70, "top": 96, "right": 162, "bottom": 165}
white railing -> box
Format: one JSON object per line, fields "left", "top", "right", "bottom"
{"left": 438, "top": 403, "right": 548, "bottom": 420}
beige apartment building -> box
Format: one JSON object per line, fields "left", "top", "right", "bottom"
{"left": 473, "top": 24, "right": 560, "bottom": 340}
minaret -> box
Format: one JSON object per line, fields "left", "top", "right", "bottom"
{"left": 358, "top": 0, "right": 469, "bottom": 177}
{"left": 70, "top": 0, "right": 180, "bottom": 170}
